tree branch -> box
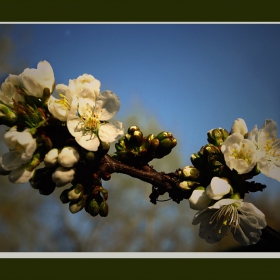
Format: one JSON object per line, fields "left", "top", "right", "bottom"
{"left": 97, "top": 154, "right": 280, "bottom": 247}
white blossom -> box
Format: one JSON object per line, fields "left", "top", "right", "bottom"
{"left": 189, "top": 189, "right": 212, "bottom": 210}
{"left": 48, "top": 84, "right": 73, "bottom": 121}
{"left": 206, "top": 177, "right": 231, "bottom": 200}
{"left": 0, "top": 127, "right": 37, "bottom": 171}
{"left": 221, "top": 133, "right": 257, "bottom": 174}
{"left": 19, "top": 60, "right": 55, "bottom": 98}
{"left": 249, "top": 119, "right": 280, "bottom": 182}
{"left": 67, "top": 90, "right": 124, "bottom": 151}
{"left": 192, "top": 199, "right": 267, "bottom": 246}
{"left": 68, "top": 74, "right": 101, "bottom": 100}
{"left": 0, "top": 74, "right": 25, "bottom": 106}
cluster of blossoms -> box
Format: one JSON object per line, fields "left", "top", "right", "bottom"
{"left": 0, "top": 59, "right": 279, "bottom": 247}
{"left": 178, "top": 118, "right": 280, "bottom": 246}
{"left": 0, "top": 60, "right": 124, "bottom": 215}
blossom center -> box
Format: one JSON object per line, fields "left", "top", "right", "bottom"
{"left": 230, "top": 143, "right": 253, "bottom": 165}
{"left": 10, "top": 142, "right": 25, "bottom": 155}
{"left": 209, "top": 204, "right": 240, "bottom": 234}
{"left": 55, "top": 94, "right": 71, "bottom": 110}
{"left": 77, "top": 103, "right": 101, "bottom": 139}
{"left": 262, "top": 133, "right": 280, "bottom": 161}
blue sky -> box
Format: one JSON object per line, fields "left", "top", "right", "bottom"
{"left": 1, "top": 24, "right": 280, "bottom": 251}
{"left": 5, "top": 23, "right": 280, "bottom": 188}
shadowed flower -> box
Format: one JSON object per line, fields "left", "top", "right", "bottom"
{"left": 192, "top": 198, "right": 266, "bottom": 246}
{"left": 0, "top": 127, "right": 37, "bottom": 171}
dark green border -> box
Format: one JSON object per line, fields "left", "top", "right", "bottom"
{"left": 1, "top": 1, "right": 280, "bottom": 22}
{"left": 1, "top": 1, "right": 280, "bottom": 279}
{"left": 1, "top": 258, "right": 279, "bottom": 279}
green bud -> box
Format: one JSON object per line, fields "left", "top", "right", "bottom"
{"left": 207, "top": 128, "right": 224, "bottom": 146}
{"left": 85, "top": 151, "right": 96, "bottom": 162}
{"left": 204, "top": 144, "right": 220, "bottom": 155}
{"left": 156, "top": 131, "right": 172, "bottom": 141}
{"left": 190, "top": 153, "right": 204, "bottom": 169}
{"left": 88, "top": 199, "right": 100, "bottom": 217}
{"left": 146, "top": 134, "right": 155, "bottom": 144}
{"left": 219, "top": 128, "right": 229, "bottom": 141}
{"left": 159, "top": 138, "right": 172, "bottom": 149}
{"left": 99, "top": 201, "right": 109, "bottom": 217}
{"left": 99, "top": 141, "right": 110, "bottom": 153}
{"left": 100, "top": 188, "right": 108, "bottom": 200}
{"left": 125, "top": 133, "right": 132, "bottom": 142}
{"left": 178, "top": 180, "right": 198, "bottom": 191}
{"left": 0, "top": 103, "right": 18, "bottom": 127}
{"left": 130, "top": 130, "right": 143, "bottom": 146}
{"left": 182, "top": 166, "right": 200, "bottom": 180}
{"left": 150, "top": 138, "right": 160, "bottom": 150}
{"left": 127, "top": 125, "right": 140, "bottom": 134}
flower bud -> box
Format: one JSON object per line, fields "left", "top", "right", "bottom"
{"left": 85, "top": 151, "right": 96, "bottom": 162}
{"left": 207, "top": 128, "right": 224, "bottom": 146}
{"left": 190, "top": 153, "right": 204, "bottom": 169}
{"left": 99, "top": 201, "right": 109, "bottom": 217}
{"left": 127, "top": 125, "right": 140, "bottom": 134}
{"left": 68, "top": 183, "right": 84, "bottom": 200}
{"left": 69, "top": 198, "right": 85, "bottom": 214}
{"left": 87, "top": 199, "right": 100, "bottom": 217}
{"left": 52, "top": 166, "right": 75, "bottom": 187}
{"left": 178, "top": 180, "right": 198, "bottom": 191}
{"left": 189, "top": 188, "right": 212, "bottom": 210}
{"left": 206, "top": 177, "right": 231, "bottom": 200}
{"left": 230, "top": 118, "right": 248, "bottom": 138}
{"left": 182, "top": 166, "right": 200, "bottom": 180}
{"left": 44, "top": 148, "right": 59, "bottom": 167}
{"left": 156, "top": 131, "right": 172, "bottom": 141}
{"left": 58, "top": 146, "right": 80, "bottom": 168}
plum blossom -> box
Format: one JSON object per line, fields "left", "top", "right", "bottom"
{"left": 67, "top": 90, "right": 124, "bottom": 151}
{"left": 0, "top": 127, "right": 37, "bottom": 171}
{"left": 19, "top": 60, "right": 55, "bottom": 98}
{"left": 192, "top": 198, "right": 267, "bottom": 246}
{"left": 221, "top": 133, "right": 257, "bottom": 174}
{"left": 48, "top": 84, "right": 73, "bottom": 121}
{"left": 249, "top": 119, "right": 280, "bottom": 182}
{"left": 206, "top": 177, "right": 231, "bottom": 200}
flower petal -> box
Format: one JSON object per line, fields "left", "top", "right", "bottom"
{"left": 95, "top": 90, "right": 120, "bottom": 121}
{"left": 99, "top": 121, "right": 124, "bottom": 143}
